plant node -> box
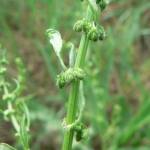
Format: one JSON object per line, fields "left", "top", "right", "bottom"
{"left": 57, "top": 68, "right": 86, "bottom": 88}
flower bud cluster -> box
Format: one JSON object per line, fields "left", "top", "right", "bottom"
{"left": 79, "top": 0, "right": 108, "bottom": 11}
{"left": 73, "top": 19, "right": 106, "bottom": 42}
{"left": 96, "top": 0, "right": 108, "bottom": 11}
{"left": 57, "top": 68, "right": 85, "bottom": 88}
{"left": 74, "top": 123, "right": 88, "bottom": 142}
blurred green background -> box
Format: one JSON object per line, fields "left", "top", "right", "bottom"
{"left": 0, "top": 0, "right": 150, "bottom": 150}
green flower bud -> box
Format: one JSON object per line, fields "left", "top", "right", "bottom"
{"left": 73, "top": 20, "right": 83, "bottom": 32}
{"left": 97, "top": 25, "right": 106, "bottom": 40}
{"left": 87, "top": 28, "right": 99, "bottom": 42}
{"left": 99, "top": 31, "right": 106, "bottom": 40}
{"left": 96, "top": 0, "right": 108, "bottom": 11}
{"left": 74, "top": 123, "right": 88, "bottom": 141}
{"left": 82, "top": 19, "right": 92, "bottom": 33}
{"left": 76, "top": 129, "right": 82, "bottom": 142}
{"left": 99, "top": 1, "right": 107, "bottom": 11}
{"left": 57, "top": 68, "right": 85, "bottom": 88}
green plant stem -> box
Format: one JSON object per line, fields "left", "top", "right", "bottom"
{"left": 62, "top": 6, "right": 92, "bottom": 150}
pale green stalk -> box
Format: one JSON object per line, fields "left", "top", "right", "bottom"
{"left": 62, "top": 6, "right": 92, "bottom": 150}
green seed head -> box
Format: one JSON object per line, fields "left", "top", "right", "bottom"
{"left": 87, "top": 28, "right": 99, "bottom": 42}
{"left": 73, "top": 20, "right": 83, "bottom": 32}
{"left": 96, "top": 0, "right": 108, "bottom": 11}
{"left": 57, "top": 68, "right": 85, "bottom": 88}
{"left": 100, "top": 1, "right": 107, "bottom": 11}
{"left": 82, "top": 19, "right": 92, "bottom": 33}
{"left": 97, "top": 25, "right": 106, "bottom": 40}
{"left": 99, "top": 31, "right": 106, "bottom": 40}
{"left": 74, "top": 123, "right": 88, "bottom": 141}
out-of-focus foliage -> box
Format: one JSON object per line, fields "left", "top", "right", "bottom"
{"left": 0, "top": 0, "right": 150, "bottom": 150}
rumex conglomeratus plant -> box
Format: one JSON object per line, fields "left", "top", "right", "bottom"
{"left": 0, "top": 46, "right": 30, "bottom": 150}
{"left": 47, "top": 0, "right": 109, "bottom": 149}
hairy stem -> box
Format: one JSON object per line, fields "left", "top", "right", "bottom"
{"left": 62, "top": 6, "right": 92, "bottom": 150}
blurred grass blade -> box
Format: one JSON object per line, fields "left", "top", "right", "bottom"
{"left": 0, "top": 143, "right": 16, "bottom": 150}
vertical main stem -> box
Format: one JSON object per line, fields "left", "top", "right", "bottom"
{"left": 62, "top": 6, "right": 92, "bottom": 150}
